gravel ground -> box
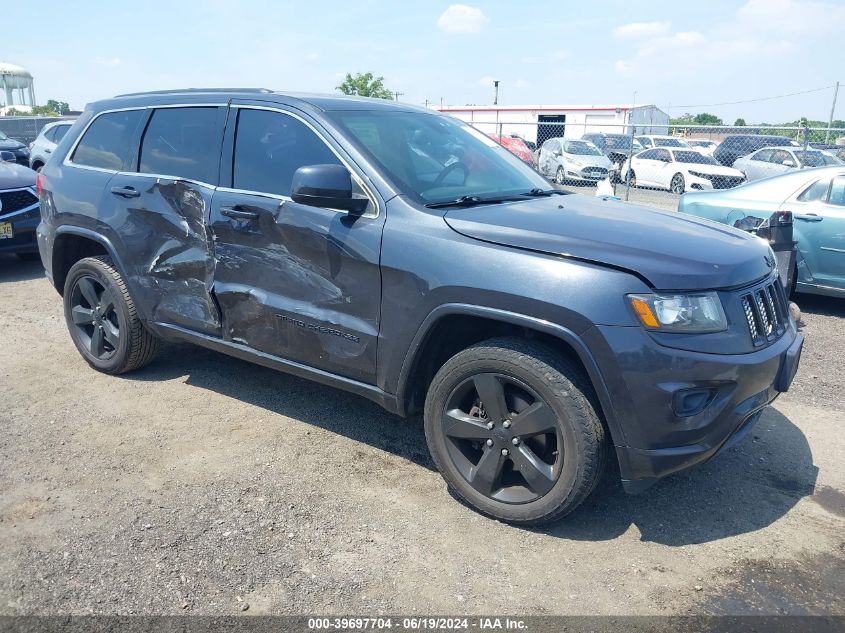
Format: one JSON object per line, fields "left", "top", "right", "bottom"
{"left": 1, "top": 256, "right": 843, "bottom": 616}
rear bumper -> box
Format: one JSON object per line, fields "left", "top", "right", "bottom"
{"left": 585, "top": 324, "right": 803, "bottom": 492}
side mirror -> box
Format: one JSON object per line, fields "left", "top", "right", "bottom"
{"left": 0, "top": 150, "right": 16, "bottom": 163}
{"left": 291, "top": 164, "right": 369, "bottom": 215}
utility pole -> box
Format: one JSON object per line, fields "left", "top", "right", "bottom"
{"left": 625, "top": 90, "right": 637, "bottom": 202}
{"left": 394, "top": 91, "right": 404, "bottom": 102}
{"left": 826, "top": 81, "right": 840, "bottom": 144}
{"left": 493, "top": 80, "right": 499, "bottom": 105}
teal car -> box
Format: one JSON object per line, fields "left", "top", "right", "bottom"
{"left": 678, "top": 166, "right": 845, "bottom": 298}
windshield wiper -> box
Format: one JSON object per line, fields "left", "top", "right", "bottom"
{"left": 521, "top": 188, "right": 570, "bottom": 197}
{"left": 424, "top": 195, "right": 527, "bottom": 209}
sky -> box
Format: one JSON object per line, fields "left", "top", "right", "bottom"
{"left": 3, "top": 0, "right": 843, "bottom": 124}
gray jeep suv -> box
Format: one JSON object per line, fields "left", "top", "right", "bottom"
{"left": 36, "top": 90, "right": 803, "bottom": 525}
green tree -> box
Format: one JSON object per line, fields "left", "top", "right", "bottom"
{"left": 734, "top": 118, "right": 746, "bottom": 126}
{"left": 336, "top": 72, "right": 394, "bottom": 99}
{"left": 46, "top": 99, "right": 70, "bottom": 115}
{"left": 693, "top": 112, "right": 723, "bottom": 126}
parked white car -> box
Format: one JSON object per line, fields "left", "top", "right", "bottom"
{"left": 686, "top": 139, "right": 718, "bottom": 157}
{"left": 28, "top": 120, "right": 73, "bottom": 171}
{"left": 538, "top": 137, "right": 612, "bottom": 184}
{"left": 636, "top": 135, "right": 691, "bottom": 150}
{"left": 622, "top": 147, "right": 745, "bottom": 194}
{"left": 733, "top": 146, "right": 844, "bottom": 182}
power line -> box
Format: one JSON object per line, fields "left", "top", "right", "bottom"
{"left": 671, "top": 84, "right": 837, "bottom": 109}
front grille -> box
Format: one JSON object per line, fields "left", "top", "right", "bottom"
{"left": 0, "top": 189, "right": 38, "bottom": 217}
{"left": 582, "top": 167, "right": 609, "bottom": 178}
{"left": 741, "top": 281, "right": 787, "bottom": 346}
{"left": 711, "top": 176, "right": 744, "bottom": 189}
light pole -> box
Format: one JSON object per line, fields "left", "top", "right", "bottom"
{"left": 493, "top": 80, "right": 499, "bottom": 105}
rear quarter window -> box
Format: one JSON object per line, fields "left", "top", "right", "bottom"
{"left": 71, "top": 110, "right": 144, "bottom": 171}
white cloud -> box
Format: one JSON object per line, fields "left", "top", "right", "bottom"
{"left": 437, "top": 4, "right": 489, "bottom": 33}
{"left": 93, "top": 56, "right": 121, "bottom": 67}
{"left": 613, "top": 21, "right": 671, "bottom": 38}
{"left": 478, "top": 75, "right": 497, "bottom": 87}
{"left": 305, "top": 52, "right": 320, "bottom": 61}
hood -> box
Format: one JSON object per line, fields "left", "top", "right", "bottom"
{"left": 443, "top": 194, "right": 774, "bottom": 290}
{"left": 0, "top": 138, "right": 26, "bottom": 151}
{"left": 565, "top": 153, "right": 611, "bottom": 168}
{"left": 0, "top": 162, "right": 37, "bottom": 189}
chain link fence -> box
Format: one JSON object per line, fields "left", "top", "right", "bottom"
{"left": 469, "top": 119, "right": 845, "bottom": 211}
{"left": 0, "top": 116, "right": 77, "bottom": 146}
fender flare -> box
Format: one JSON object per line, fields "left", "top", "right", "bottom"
{"left": 52, "top": 225, "right": 129, "bottom": 291}
{"left": 395, "top": 303, "right": 624, "bottom": 446}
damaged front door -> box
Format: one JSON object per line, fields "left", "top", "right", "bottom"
{"left": 106, "top": 105, "right": 227, "bottom": 336}
{"left": 209, "top": 104, "right": 385, "bottom": 384}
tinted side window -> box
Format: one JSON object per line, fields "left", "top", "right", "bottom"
{"left": 233, "top": 109, "right": 341, "bottom": 197}
{"left": 798, "top": 179, "right": 830, "bottom": 202}
{"left": 43, "top": 127, "right": 58, "bottom": 142}
{"left": 654, "top": 149, "right": 671, "bottom": 162}
{"left": 752, "top": 149, "right": 773, "bottom": 162}
{"left": 638, "top": 149, "right": 657, "bottom": 160}
{"left": 139, "top": 107, "right": 220, "bottom": 182}
{"left": 54, "top": 124, "right": 71, "bottom": 143}
{"left": 830, "top": 177, "right": 845, "bottom": 206}
{"left": 72, "top": 109, "right": 144, "bottom": 171}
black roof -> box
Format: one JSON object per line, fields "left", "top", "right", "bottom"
{"left": 96, "top": 88, "right": 427, "bottom": 114}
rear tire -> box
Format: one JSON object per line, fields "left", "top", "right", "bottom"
{"left": 626, "top": 169, "right": 637, "bottom": 187}
{"left": 424, "top": 337, "right": 607, "bottom": 525}
{"left": 63, "top": 256, "right": 159, "bottom": 375}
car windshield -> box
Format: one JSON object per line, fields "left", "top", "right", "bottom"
{"left": 654, "top": 137, "right": 688, "bottom": 147}
{"left": 327, "top": 111, "right": 550, "bottom": 205}
{"left": 672, "top": 150, "right": 718, "bottom": 165}
{"left": 562, "top": 140, "right": 602, "bottom": 156}
{"left": 0, "top": 130, "right": 8, "bottom": 140}
{"left": 689, "top": 140, "right": 713, "bottom": 147}
{"left": 795, "top": 151, "right": 828, "bottom": 167}
{"left": 604, "top": 135, "right": 643, "bottom": 150}
{"left": 821, "top": 153, "right": 844, "bottom": 165}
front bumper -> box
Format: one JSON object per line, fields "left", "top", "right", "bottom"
{"left": 687, "top": 173, "right": 745, "bottom": 191}
{"left": 0, "top": 202, "right": 40, "bottom": 255}
{"left": 566, "top": 165, "right": 610, "bottom": 181}
{"left": 584, "top": 323, "right": 802, "bottom": 492}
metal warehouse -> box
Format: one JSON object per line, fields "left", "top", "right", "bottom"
{"left": 438, "top": 104, "right": 669, "bottom": 145}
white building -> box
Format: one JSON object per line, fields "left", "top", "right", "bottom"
{"left": 438, "top": 104, "right": 669, "bottom": 145}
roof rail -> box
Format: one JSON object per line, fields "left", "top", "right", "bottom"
{"left": 114, "top": 88, "right": 273, "bottom": 98}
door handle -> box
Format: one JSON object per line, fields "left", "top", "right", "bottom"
{"left": 110, "top": 186, "right": 140, "bottom": 198}
{"left": 794, "top": 213, "right": 823, "bottom": 222}
{"left": 221, "top": 205, "right": 259, "bottom": 220}
{"left": 45, "top": 149, "right": 52, "bottom": 154}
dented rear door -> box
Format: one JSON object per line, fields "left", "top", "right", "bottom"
{"left": 104, "top": 105, "right": 227, "bottom": 336}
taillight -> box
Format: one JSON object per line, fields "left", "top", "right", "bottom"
{"left": 36, "top": 172, "right": 46, "bottom": 195}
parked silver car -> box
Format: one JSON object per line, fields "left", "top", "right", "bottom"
{"left": 538, "top": 138, "right": 612, "bottom": 184}
{"left": 733, "top": 146, "right": 843, "bottom": 182}
{"left": 28, "top": 121, "right": 73, "bottom": 171}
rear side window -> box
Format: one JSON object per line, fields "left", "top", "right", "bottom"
{"left": 54, "top": 124, "right": 71, "bottom": 143}
{"left": 139, "top": 107, "right": 220, "bottom": 183}
{"left": 232, "top": 109, "right": 341, "bottom": 197}
{"left": 830, "top": 177, "right": 845, "bottom": 206}
{"left": 43, "top": 126, "right": 58, "bottom": 142}
{"left": 72, "top": 109, "right": 144, "bottom": 171}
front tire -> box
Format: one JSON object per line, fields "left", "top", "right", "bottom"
{"left": 626, "top": 169, "right": 637, "bottom": 187}
{"left": 424, "top": 337, "right": 607, "bottom": 525}
{"left": 555, "top": 166, "right": 566, "bottom": 185}
{"left": 63, "top": 256, "right": 159, "bottom": 374}
{"left": 670, "top": 173, "right": 685, "bottom": 194}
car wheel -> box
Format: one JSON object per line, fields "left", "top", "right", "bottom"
{"left": 555, "top": 166, "right": 566, "bottom": 185}
{"left": 626, "top": 170, "right": 637, "bottom": 187}
{"left": 32, "top": 162, "right": 43, "bottom": 172}
{"left": 63, "top": 255, "right": 159, "bottom": 375}
{"left": 670, "top": 173, "right": 685, "bottom": 194}
{"left": 424, "top": 337, "right": 607, "bottom": 525}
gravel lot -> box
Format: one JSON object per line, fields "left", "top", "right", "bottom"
{"left": 1, "top": 255, "right": 843, "bottom": 617}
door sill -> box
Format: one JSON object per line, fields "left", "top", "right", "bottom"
{"left": 150, "top": 322, "right": 401, "bottom": 415}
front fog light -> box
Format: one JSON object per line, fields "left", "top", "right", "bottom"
{"left": 628, "top": 292, "right": 727, "bottom": 333}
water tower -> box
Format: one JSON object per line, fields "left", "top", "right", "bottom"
{"left": 0, "top": 62, "right": 36, "bottom": 108}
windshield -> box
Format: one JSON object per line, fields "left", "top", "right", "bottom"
{"left": 327, "top": 111, "right": 549, "bottom": 205}
{"left": 604, "top": 135, "right": 643, "bottom": 150}
{"left": 688, "top": 140, "right": 713, "bottom": 148}
{"left": 672, "top": 150, "right": 718, "bottom": 165}
{"left": 795, "top": 151, "right": 828, "bottom": 167}
{"left": 562, "top": 140, "right": 602, "bottom": 156}
{"left": 654, "top": 137, "right": 688, "bottom": 148}
{"left": 0, "top": 130, "right": 7, "bottom": 140}
{"left": 821, "top": 153, "right": 844, "bottom": 165}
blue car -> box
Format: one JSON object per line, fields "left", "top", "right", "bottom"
{"left": 679, "top": 166, "right": 845, "bottom": 298}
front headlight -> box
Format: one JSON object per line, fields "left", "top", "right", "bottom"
{"left": 570, "top": 159, "right": 585, "bottom": 167}
{"left": 628, "top": 292, "right": 727, "bottom": 333}
{"left": 688, "top": 171, "right": 712, "bottom": 179}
